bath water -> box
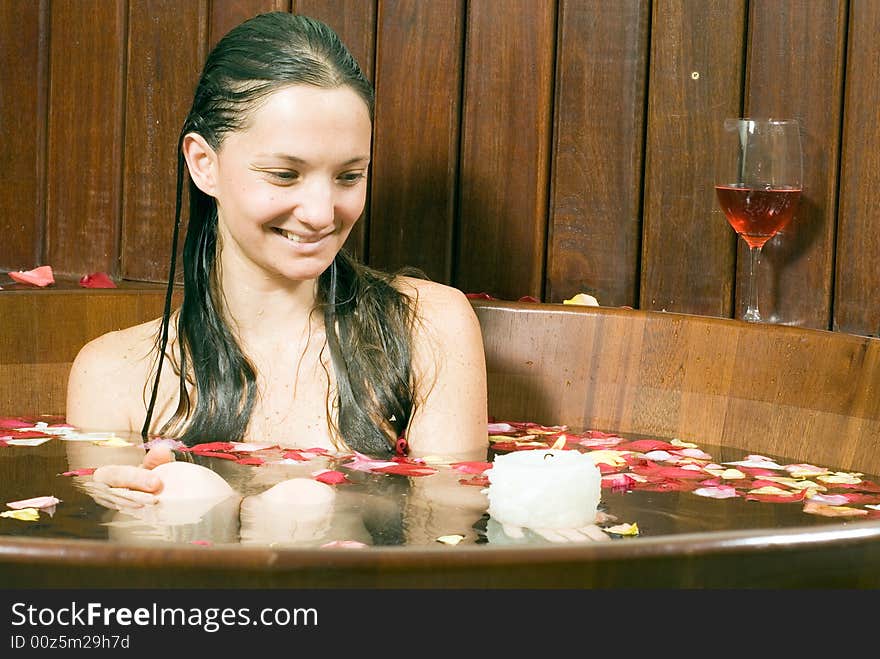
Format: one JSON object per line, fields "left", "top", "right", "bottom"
{"left": 1, "top": 417, "right": 877, "bottom": 548}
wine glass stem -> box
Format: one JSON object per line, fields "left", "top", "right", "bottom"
{"left": 744, "top": 245, "right": 761, "bottom": 322}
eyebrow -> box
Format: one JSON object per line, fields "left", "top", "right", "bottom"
{"left": 258, "top": 153, "right": 370, "bottom": 166}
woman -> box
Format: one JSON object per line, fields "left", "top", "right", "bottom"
{"left": 66, "top": 12, "right": 488, "bottom": 497}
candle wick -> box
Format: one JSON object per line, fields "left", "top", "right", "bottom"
{"left": 544, "top": 453, "right": 554, "bottom": 460}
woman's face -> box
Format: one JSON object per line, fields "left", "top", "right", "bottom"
{"left": 211, "top": 84, "right": 372, "bottom": 284}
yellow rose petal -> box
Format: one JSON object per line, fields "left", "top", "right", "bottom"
{"left": 748, "top": 485, "right": 792, "bottom": 496}
{"left": 604, "top": 522, "right": 639, "bottom": 536}
{"left": 1, "top": 508, "right": 40, "bottom": 521}
{"left": 818, "top": 472, "right": 862, "bottom": 485}
{"left": 563, "top": 293, "right": 599, "bottom": 306}
{"left": 587, "top": 450, "right": 629, "bottom": 468}
{"left": 670, "top": 438, "right": 698, "bottom": 449}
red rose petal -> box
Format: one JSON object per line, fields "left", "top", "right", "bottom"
{"left": 451, "top": 461, "right": 493, "bottom": 474}
{"left": 459, "top": 475, "right": 490, "bottom": 487}
{"left": 235, "top": 456, "right": 264, "bottom": 466}
{"left": 374, "top": 463, "right": 438, "bottom": 477}
{"left": 314, "top": 470, "right": 348, "bottom": 485}
{"left": 78, "top": 272, "right": 117, "bottom": 288}
{"left": 192, "top": 450, "right": 238, "bottom": 461}
{"left": 186, "top": 441, "right": 236, "bottom": 452}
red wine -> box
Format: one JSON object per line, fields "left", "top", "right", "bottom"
{"left": 715, "top": 185, "right": 802, "bottom": 249}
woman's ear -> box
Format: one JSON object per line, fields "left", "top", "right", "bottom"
{"left": 182, "top": 133, "right": 218, "bottom": 196}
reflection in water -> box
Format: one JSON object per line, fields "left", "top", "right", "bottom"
{"left": 1, "top": 420, "right": 875, "bottom": 549}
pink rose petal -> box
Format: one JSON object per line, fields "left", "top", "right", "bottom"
{"left": 7, "top": 495, "right": 61, "bottom": 510}
{"left": 8, "top": 265, "right": 54, "bottom": 287}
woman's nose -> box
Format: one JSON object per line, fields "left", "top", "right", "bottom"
{"left": 294, "top": 178, "right": 334, "bottom": 229}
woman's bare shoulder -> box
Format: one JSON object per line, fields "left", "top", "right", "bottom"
{"left": 72, "top": 317, "right": 163, "bottom": 372}
{"left": 394, "top": 276, "right": 474, "bottom": 318}
{"left": 393, "top": 276, "right": 483, "bottom": 357}
{"left": 66, "top": 317, "right": 165, "bottom": 431}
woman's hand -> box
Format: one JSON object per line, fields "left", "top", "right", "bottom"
{"left": 83, "top": 446, "right": 175, "bottom": 510}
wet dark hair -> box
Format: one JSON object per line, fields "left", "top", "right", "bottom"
{"left": 142, "top": 12, "right": 419, "bottom": 456}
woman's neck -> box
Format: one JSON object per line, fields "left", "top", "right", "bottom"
{"left": 216, "top": 263, "right": 320, "bottom": 345}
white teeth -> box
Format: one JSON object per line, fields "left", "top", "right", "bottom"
{"left": 279, "top": 230, "right": 302, "bottom": 243}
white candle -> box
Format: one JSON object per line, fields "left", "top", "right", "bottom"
{"left": 487, "top": 449, "right": 601, "bottom": 529}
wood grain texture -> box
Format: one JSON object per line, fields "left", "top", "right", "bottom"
{"left": 121, "top": 0, "right": 208, "bottom": 283}
{"left": 834, "top": 0, "right": 880, "bottom": 337}
{"left": 0, "top": 0, "right": 47, "bottom": 272}
{"left": 209, "top": 0, "right": 288, "bottom": 47}
{"left": 456, "top": 0, "right": 556, "bottom": 299}
{"left": 45, "top": 0, "right": 126, "bottom": 278}
{"left": 743, "top": 0, "right": 846, "bottom": 329}
{"left": 473, "top": 300, "right": 880, "bottom": 475}
{"left": 4, "top": 290, "right": 879, "bottom": 476}
{"left": 641, "top": 0, "right": 745, "bottom": 317}
{"left": 369, "top": 0, "right": 463, "bottom": 282}
{"left": 0, "top": 289, "right": 175, "bottom": 415}
{"left": 547, "top": 0, "right": 649, "bottom": 307}
{"left": 4, "top": 292, "right": 880, "bottom": 588}
{"left": 5, "top": 2, "right": 880, "bottom": 338}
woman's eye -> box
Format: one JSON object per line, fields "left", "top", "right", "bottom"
{"left": 338, "top": 171, "right": 366, "bottom": 185}
{"left": 268, "top": 170, "right": 299, "bottom": 182}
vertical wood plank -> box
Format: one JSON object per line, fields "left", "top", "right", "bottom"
{"left": 834, "top": 0, "right": 880, "bottom": 337}
{"left": 546, "top": 0, "right": 649, "bottom": 307}
{"left": 0, "top": 0, "right": 48, "bottom": 273}
{"left": 368, "top": 0, "right": 463, "bottom": 282}
{"left": 456, "top": 0, "right": 556, "bottom": 299}
{"left": 297, "top": 0, "right": 377, "bottom": 262}
{"left": 744, "top": 0, "right": 846, "bottom": 329}
{"left": 640, "top": 0, "right": 746, "bottom": 317}
{"left": 121, "top": 0, "right": 208, "bottom": 283}
{"left": 45, "top": 0, "right": 126, "bottom": 278}
{"left": 210, "top": 0, "right": 289, "bottom": 48}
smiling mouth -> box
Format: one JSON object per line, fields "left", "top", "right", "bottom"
{"left": 272, "top": 228, "right": 325, "bottom": 244}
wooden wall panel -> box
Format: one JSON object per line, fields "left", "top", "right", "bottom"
{"left": 835, "top": 0, "right": 880, "bottom": 337}
{"left": 546, "top": 0, "right": 649, "bottom": 307}
{"left": 7, "top": 2, "right": 880, "bottom": 337}
{"left": 640, "top": 0, "right": 746, "bottom": 316}
{"left": 297, "top": 0, "right": 377, "bottom": 262}
{"left": 744, "top": 0, "right": 846, "bottom": 329}
{"left": 369, "top": 0, "right": 463, "bottom": 282}
{"left": 210, "top": 0, "right": 289, "bottom": 48}
{"left": 45, "top": 0, "right": 127, "bottom": 278}
{"left": 121, "top": 0, "right": 207, "bottom": 283}
{"left": 456, "top": 0, "right": 556, "bottom": 299}
{"left": 0, "top": 0, "right": 47, "bottom": 273}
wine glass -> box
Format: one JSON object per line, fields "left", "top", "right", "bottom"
{"left": 715, "top": 118, "right": 803, "bottom": 322}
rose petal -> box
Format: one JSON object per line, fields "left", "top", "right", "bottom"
{"left": 8, "top": 265, "right": 54, "bottom": 287}
{"left": 78, "top": 272, "right": 117, "bottom": 288}
{"left": 313, "top": 469, "right": 348, "bottom": 485}
{"left": 7, "top": 496, "right": 61, "bottom": 510}
{"left": 0, "top": 508, "right": 40, "bottom": 521}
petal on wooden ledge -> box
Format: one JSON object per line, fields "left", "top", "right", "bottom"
{"left": 78, "top": 272, "right": 117, "bottom": 288}
{"left": 8, "top": 265, "right": 54, "bottom": 287}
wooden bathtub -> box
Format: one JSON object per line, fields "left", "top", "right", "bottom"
{"left": 2, "top": 287, "right": 880, "bottom": 588}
